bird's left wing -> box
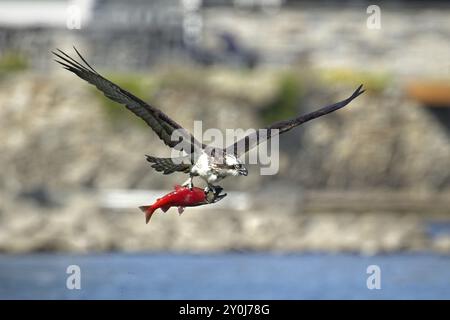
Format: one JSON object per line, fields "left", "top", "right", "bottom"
{"left": 225, "top": 84, "right": 365, "bottom": 157}
{"left": 53, "top": 47, "right": 203, "bottom": 157}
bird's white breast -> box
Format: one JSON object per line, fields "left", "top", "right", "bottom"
{"left": 191, "top": 152, "right": 238, "bottom": 183}
{"left": 191, "top": 152, "right": 223, "bottom": 183}
{"left": 191, "top": 153, "right": 212, "bottom": 176}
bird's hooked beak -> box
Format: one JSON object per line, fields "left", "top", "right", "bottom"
{"left": 239, "top": 167, "right": 248, "bottom": 176}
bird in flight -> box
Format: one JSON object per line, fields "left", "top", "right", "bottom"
{"left": 53, "top": 48, "right": 364, "bottom": 193}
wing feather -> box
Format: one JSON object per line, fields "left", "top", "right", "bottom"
{"left": 53, "top": 47, "right": 202, "bottom": 156}
{"left": 226, "top": 85, "right": 365, "bottom": 156}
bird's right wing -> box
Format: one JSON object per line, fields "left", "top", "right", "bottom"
{"left": 53, "top": 48, "right": 203, "bottom": 158}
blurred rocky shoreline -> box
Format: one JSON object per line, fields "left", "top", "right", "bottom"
{"left": 1, "top": 72, "right": 449, "bottom": 254}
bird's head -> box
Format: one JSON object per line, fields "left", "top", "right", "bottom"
{"left": 224, "top": 154, "right": 248, "bottom": 177}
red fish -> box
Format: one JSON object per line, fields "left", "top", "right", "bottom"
{"left": 139, "top": 185, "right": 226, "bottom": 223}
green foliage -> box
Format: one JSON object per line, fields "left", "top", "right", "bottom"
{"left": 158, "top": 67, "right": 203, "bottom": 89}
{"left": 319, "top": 68, "right": 392, "bottom": 93}
{"left": 0, "top": 51, "right": 28, "bottom": 73}
{"left": 260, "top": 72, "right": 304, "bottom": 125}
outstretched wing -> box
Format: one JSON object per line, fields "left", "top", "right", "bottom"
{"left": 53, "top": 47, "right": 203, "bottom": 157}
{"left": 226, "top": 85, "right": 365, "bottom": 157}
{"left": 145, "top": 155, "right": 192, "bottom": 175}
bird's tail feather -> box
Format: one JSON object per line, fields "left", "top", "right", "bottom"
{"left": 145, "top": 155, "right": 191, "bottom": 175}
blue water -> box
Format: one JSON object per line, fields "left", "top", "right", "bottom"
{"left": 0, "top": 253, "right": 449, "bottom": 299}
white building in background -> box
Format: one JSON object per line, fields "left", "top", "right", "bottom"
{"left": 0, "top": 0, "right": 94, "bottom": 28}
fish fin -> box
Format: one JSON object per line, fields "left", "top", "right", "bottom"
{"left": 161, "top": 205, "right": 170, "bottom": 213}
{"left": 139, "top": 206, "right": 156, "bottom": 224}
{"left": 178, "top": 206, "right": 185, "bottom": 215}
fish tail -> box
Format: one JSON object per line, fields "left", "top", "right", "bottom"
{"left": 139, "top": 206, "right": 156, "bottom": 224}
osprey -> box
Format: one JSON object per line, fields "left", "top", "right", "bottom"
{"left": 53, "top": 48, "right": 364, "bottom": 192}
